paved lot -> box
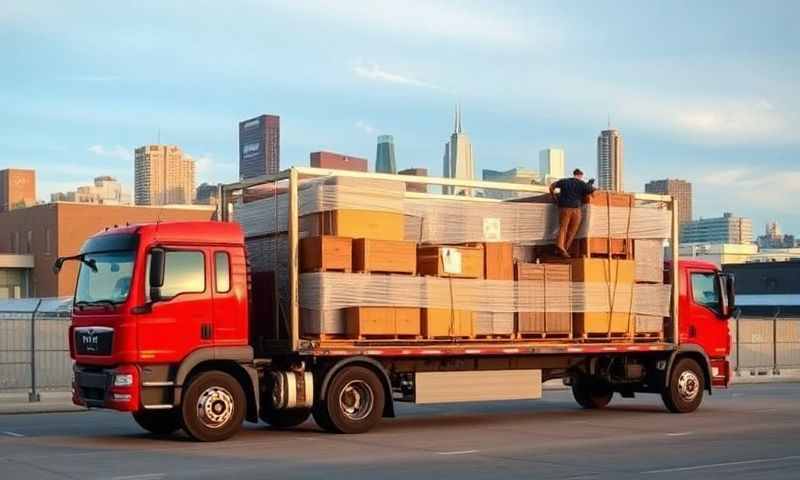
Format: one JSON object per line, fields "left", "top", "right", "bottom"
{"left": 1, "top": 383, "right": 799, "bottom": 480}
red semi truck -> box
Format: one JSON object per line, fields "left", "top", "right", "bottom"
{"left": 59, "top": 168, "right": 734, "bottom": 442}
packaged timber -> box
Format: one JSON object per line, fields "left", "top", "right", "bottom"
{"left": 233, "top": 167, "right": 677, "bottom": 348}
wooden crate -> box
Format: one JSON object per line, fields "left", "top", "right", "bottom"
{"left": 345, "top": 307, "right": 421, "bottom": 338}
{"left": 635, "top": 314, "right": 664, "bottom": 337}
{"left": 417, "top": 245, "right": 484, "bottom": 278}
{"left": 475, "top": 312, "right": 514, "bottom": 337}
{"left": 586, "top": 191, "right": 634, "bottom": 208}
{"left": 422, "top": 309, "right": 474, "bottom": 338}
{"left": 300, "top": 236, "right": 352, "bottom": 272}
{"left": 480, "top": 242, "right": 514, "bottom": 280}
{"left": 352, "top": 239, "right": 417, "bottom": 274}
{"left": 634, "top": 239, "right": 665, "bottom": 283}
{"left": 569, "top": 237, "right": 633, "bottom": 259}
{"left": 300, "top": 209, "right": 406, "bottom": 241}
{"left": 515, "top": 263, "right": 572, "bottom": 337}
{"left": 565, "top": 257, "right": 635, "bottom": 337}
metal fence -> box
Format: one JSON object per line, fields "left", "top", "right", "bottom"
{"left": 730, "top": 313, "right": 800, "bottom": 374}
{"left": 1, "top": 299, "right": 799, "bottom": 401}
{"left": 0, "top": 298, "right": 72, "bottom": 400}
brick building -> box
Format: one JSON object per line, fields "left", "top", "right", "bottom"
{"left": 0, "top": 202, "right": 215, "bottom": 297}
{"left": 310, "top": 151, "right": 368, "bottom": 172}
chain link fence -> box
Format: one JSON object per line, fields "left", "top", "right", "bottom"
{"left": 1, "top": 299, "right": 799, "bottom": 401}
{"left": 0, "top": 298, "right": 72, "bottom": 401}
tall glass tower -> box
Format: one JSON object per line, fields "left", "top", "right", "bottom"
{"left": 375, "top": 135, "right": 396, "bottom": 174}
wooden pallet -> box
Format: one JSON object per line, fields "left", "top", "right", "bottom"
{"left": 474, "top": 333, "right": 516, "bottom": 340}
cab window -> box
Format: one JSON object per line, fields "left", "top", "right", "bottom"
{"left": 147, "top": 250, "right": 205, "bottom": 300}
{"left": 691, "top": 272, "right": 721, "bottom": 314}
{"left": 215, "top": 252, "right": 231, "bottom": 293}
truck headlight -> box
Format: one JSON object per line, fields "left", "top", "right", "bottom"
{"left": 114, "top": 373, "right": 134, "bottom": 387}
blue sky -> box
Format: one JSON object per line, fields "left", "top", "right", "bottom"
{"left": 2, "top": 1, "right": 799, "bottom": 233}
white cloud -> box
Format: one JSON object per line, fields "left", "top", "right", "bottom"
{"left": 352, "top": 60, "right": 443, "bottom": 90}
{"left": 88, "top": 144, "right": 133, "bottom": 161}
{"left": 355, "top": 120, "right": 378, "bottom": 136}
{"left": 696, "top": 168, "right": 800, "bottom": 213}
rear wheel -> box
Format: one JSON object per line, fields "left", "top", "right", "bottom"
{"left": 132, "top": 409, "right": 181, "bottom": 435}
{"left": 317, "top": 366, "right": 385, "bottom": 434}
{"left": 181, "top": 371, "right": 246, "bottom": 442}
{"left": 260, "top": 407, "right": 311, "bottom": 429}
{"left": 662, "top": 358, "right": 704, "bottom": 413}
{"left": 571, "top": 375, "right": 613, "bottom": 409}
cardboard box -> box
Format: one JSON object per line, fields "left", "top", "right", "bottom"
{"left": 565, "top": 258, "right": 635, "bottom": 336}
{"left": 300, "top": 236, "right": 352, "bottom": 272}
{"left": 515, "top": 263, "right": 572, "bottom": 335}
{"left": 346, "top": 307, "right": 421, "bottom": 337}
{"left": 422, "top": 309, "right": 474, "bottom": 338}
{"left": 417, "top": 245, "right": 484, "bottom": 278}
{"left": 475, "top": 312, "right": 514, "bottom": 336}
{"left": 300, "top": 209, "right": 406, "bottom": 241}
{"left": 352, "top": 239, "right": 417, "bottom": 274}
{"left": 635, "top": 314, "right": 663, "bottom": 335}
{"left": 301, "top": 309, "right": 346, "bottom": 336}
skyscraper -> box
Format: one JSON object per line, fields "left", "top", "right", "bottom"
{"left": 442, "top": 105, "right": 474, "bottom": 195}
{"left": 597, "top": 128, "right": 624, "bottom": 191}
{"left": 375, "top": 135, "right": 396, "bottom": 174}
{"left": 645, "top": 178, "right": 693, "bottom": 225}
{"left": 538, "top": 148, "right": 565, "bottom": 185}
{"left": 134, "top": 145, "right": 195, "bottom": 205}
{"left": 239, "top": 114, "right": 280, "bottom": 180}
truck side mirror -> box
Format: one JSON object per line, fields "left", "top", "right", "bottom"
{"left": 719, "top": 272, "right": 736, "bottom": 317}
{"left": 149, "top": 248, "right": 166, "bottom": 302}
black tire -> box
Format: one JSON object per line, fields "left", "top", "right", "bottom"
{"left": 181, "top": 371, "right": 246, "bottom": 442}
{"left": 571, "top": 376, "right": 613, "bottom": 409}
{"left": 132, "top": 409, "right": 181, "bottom": 435}
{"left": 260, "top": 407, "right": 311, "bottom": 429}
{"left": 661, "top": 358, "right": 705, "bottom": 413}
{"left": 319, "top": 366, "right": 385, "bottom": 434}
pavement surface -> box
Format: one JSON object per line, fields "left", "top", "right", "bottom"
{"left": 1, "top": 383, "right": 799, "bottom": 480}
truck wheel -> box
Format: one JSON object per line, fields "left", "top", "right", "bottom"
{"left": 319, "top": 366, "right": 385, "bottom": 434}
{"left": 261, "top": 407, "right": 311, "bottom": 429}
{"left": 181, "top": 371, "right": 246, "bottom": 442}
{"left": 132, "top": 409, "right": 181, "bottom": 435}
{"left": 662, "top": 358, "right": 704, "bottom": 413}
{"left": 572, "top": 376, "right": 613, "bottom": 409}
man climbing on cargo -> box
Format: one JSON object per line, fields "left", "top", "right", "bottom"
{"left": 549, "top": 168, "right": 596, "bottom": 257}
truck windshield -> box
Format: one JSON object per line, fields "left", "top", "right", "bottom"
{"left": 75, "top": 251, "right": 135, "bottom": 305}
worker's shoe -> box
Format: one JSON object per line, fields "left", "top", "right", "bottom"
{"left": 556, "top": 247, "right": 571, "bottom": 258}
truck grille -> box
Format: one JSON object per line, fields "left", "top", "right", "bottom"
{"left": 74, "top": 327, "right": 114, "bottom": 356}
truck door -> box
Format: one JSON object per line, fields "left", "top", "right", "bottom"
{"left": 211, "top": 249, "right": 248, "bottom": 346}
{"left": 138, "top": 248, "right": 214, "bottom": 362}
{"left": 685, "top": 269, "right": 731, "bottom": 357}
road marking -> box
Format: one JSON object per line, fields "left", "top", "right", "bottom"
{"left": 110, "top": 474, "right": 166, "bottom": 480}
{"left": 642, "top": 455, "right": 800, "bottom": 474}
{"left": 666, "top": 431, "right": 693, "bottom": 437}
{"left": 436, "top": 450, "right": 479, "bottom": 455}
{"left": 2, "top": 431, "right": 24, "bottom": 437}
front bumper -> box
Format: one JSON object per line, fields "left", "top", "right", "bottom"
{"left": 73, "top": 364, "right": 140, "bottom": 411}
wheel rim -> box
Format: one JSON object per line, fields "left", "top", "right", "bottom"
{"left": 676, "top": 370, "right": 700, "bottom": 402}
{"left": 196, "top": 386, "right": 235, "bottom": 429}
{"left": 338, "top": 380, "right": 374, "bottom": 421}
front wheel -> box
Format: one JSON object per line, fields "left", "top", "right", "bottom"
{"left": 571, "top": 375, "right": 613, "bottom": 409}
{"left": 317, "top": 366, "right": 385, "bottom": 434}
{"left": 181, "top": 371, "right": 246, "bottom": 442}
{"left": 132, "top": 409, "right": 181, "bottom": 435}
{"left": 662, "top": 358, "right": 704, "bottom": 413}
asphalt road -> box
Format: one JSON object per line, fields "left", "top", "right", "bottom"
{"left": 1, "top": 383, "right": 799, "bottom": 480}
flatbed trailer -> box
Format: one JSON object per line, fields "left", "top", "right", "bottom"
{"left": 62, "top": 167, "right": 734, "bottom": 442}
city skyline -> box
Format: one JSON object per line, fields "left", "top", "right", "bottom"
{"left": 1, "top": 1, "right": 797, "bottom": 231}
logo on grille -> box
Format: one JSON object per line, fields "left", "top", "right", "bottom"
{"left": 81, "top": 329, "right": 99, "bottom": 352}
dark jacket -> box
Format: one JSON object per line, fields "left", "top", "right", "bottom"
{"left": 552, "top": 177, "right": 595, "bottom": 208}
